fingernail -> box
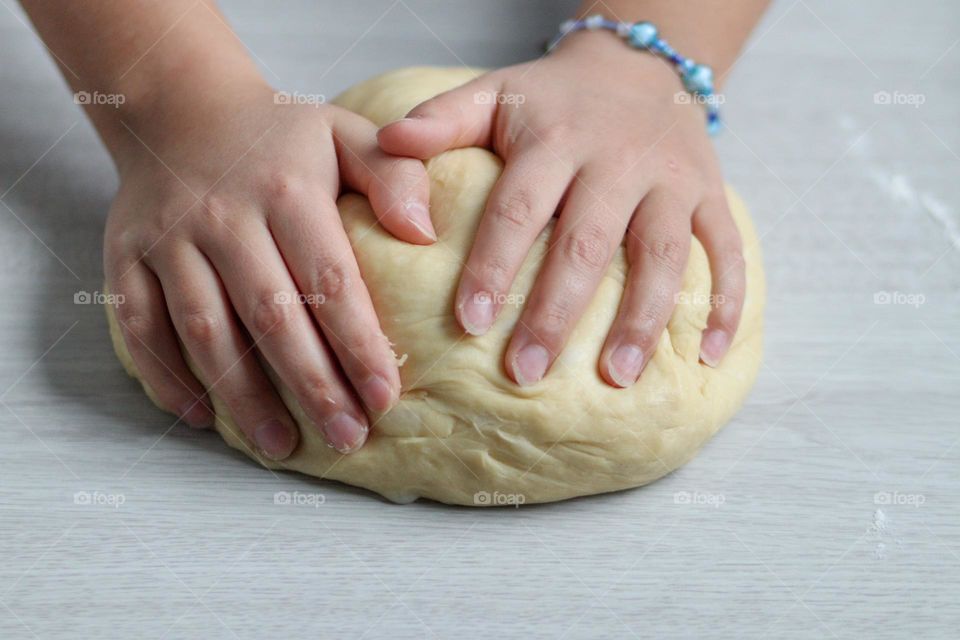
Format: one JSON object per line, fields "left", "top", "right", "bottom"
{"left": 459, "top": 291, "right": 496, "bottom": 335}
{"left": 360, "top": 375, "right": 396, "bottom": 413}
{"left": 254, "top": 420, "right": 295, "bottom": 460}
{"left": 608, "top": 344, "right": 644, "bottom": 388}
{"left": 512, "top": 344, "right": 550, "bottom": 386}
{"left": 384, "top": 116, "right": 420, "bottom": 130}
{"left": 179, "top": 400, "right": 214, "bottom": 429}
{"left": 323, "top": 412, "right": 368, "bottom": 454}
{"left": 700, "top": 329, "right": 730, "bottom": 368}
{"left": 405, "top": 201, "right": 436, "bottom": 241}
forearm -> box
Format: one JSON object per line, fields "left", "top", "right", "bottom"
{"left": 19, "top": 0, "right": 265, "bottom": 163}
{"left": 570, "top": 0, "right": 770, "bottom": 85}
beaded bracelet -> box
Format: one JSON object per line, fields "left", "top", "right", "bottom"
{"left": 548, "top": 15, "right": 722, "bottom": 135}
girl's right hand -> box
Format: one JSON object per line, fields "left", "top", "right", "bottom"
{"left": 105, "top": 78, "right": 433, "bottom": 458}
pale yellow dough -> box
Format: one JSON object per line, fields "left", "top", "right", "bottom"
{"left": 106, "top": 67, "right": 765, "bottom": 506}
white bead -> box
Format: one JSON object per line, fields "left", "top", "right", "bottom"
{"left": 616, "top": 22, "right": 631, "bottom": 37}
{"left": 585, "top": 15, "right": 605, "bottom": 30}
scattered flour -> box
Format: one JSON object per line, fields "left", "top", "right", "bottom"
{"left": 840, "top": 114, "right": 960, "bottom": 251}
{"left": 872, "top": 508, "right": 888, "bottom": 559}
{"left": 869, "top": 508, "right": 904, "bottom": 560}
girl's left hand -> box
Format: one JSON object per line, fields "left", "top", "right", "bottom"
{"left": 378, "top": 31, "right": 746, "bottom": 388}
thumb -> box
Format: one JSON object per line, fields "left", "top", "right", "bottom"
{"left": 333, "top": 110, "right": 435, "bottom": 245}
{"left": 378, "top": 73, "right": 501, "bottom": 159}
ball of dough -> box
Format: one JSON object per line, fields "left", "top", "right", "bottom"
{"left": 106, "top": 67, "right": 765, "bottom": 506}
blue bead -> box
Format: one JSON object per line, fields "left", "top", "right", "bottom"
{"left": 707, "top": 115, "right": 722, "bottom": 136}
{"left": 628, "top": 22, "right": 658, "bottom": 48}
{"left": 656, "top": 41, "right": 674, "bottom": 56}
{"left": 683, "top": 64, "right": 714, "bottom": 94}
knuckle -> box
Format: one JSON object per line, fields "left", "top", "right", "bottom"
{"left": 119, "top": 312, "right": 154, "bottom": 345}
{"left": 265, "top": 173, "right": 307, "bottom": 208}
{"left": 181, "top": 310, "right": 222, "bottom": 346}
{"left": 534, "top": 123, "right": 574, "bottom": 148}
{"left": 104, "top": 227, "right": 138, "bottom": 260}
{"left": 659, "top": 155, "right": 696, "bottom": 182}
{"left": 250, "top": 292, "right": 293, "bottom": 337}
{"left": 633, "top": 306, "right": 667, "bottom": 340}
{"left": 473, "top": 256, "right": 513, "bottom": 291}
{"left": 491, "top": 190, "right": 537, "bottom": 230}
{"left": 151, "top": 206, "right": 191, "bottom": 240}
{"left": 220, "top": 386, "right": 268, "bottom": 415}
{"left": 562, "top": 224, "right": 611, "bottom": 270}
{"left": 665, "top": 157, "right": 711, "bottom": 191}
{"left": 385, "top": 158, "right": 426, "bottom": 187}
{"left": 311, "top": 261, "right": 351, "bottom": 303}
{"left": 408, "top": 98, "right": 441, "bottom": 120}
{"left": 533, "top": 303, "right": 573, "bottom": 348}
{"left": 336, "top": 331, "right": 374, "bottom": 357}
{"left": 621, "top": 146, "right": 655, "bottom": 171}
{"left": 197, "top": 193, "right": 232, "bottom": 224}
{"left": 620, "top": 298, "right": 674, "bottom": 353}
{"left": 645, "top": 237, "right": 688, "bottom": 276}
{"left": 712, "top": 246, "right": 746, "bottom": 295}
{"left": 293, "top": 371, "right": 337, "bottom": 407}
{"left": 717, "top": 244, "right": 746, "bottom": 273}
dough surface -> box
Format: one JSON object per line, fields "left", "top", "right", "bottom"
{"left": 106, "top": 67, "right": 765, "bottom": 506}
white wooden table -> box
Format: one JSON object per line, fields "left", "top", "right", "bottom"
{"left": 1, "top": 1, "right": 957, "bottom": 637}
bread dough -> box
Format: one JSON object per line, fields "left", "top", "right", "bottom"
{"left": 106, "top": 67, "right": 765, "bottom": 506}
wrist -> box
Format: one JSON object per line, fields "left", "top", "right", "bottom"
{"left": 551, "top": 30, "right": 683, "bottom": 90}
{"left": 106, "top": 61, "right": 271, "bottom": 174}
{"left": 548, "top": 25, "right": 723, "bottom": 135}
{"left": 567, "top": 0, "right": 771, "bottom": 81}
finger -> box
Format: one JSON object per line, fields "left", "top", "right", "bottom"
{"left": 154, "top": 245, "right": 301, "bottom": 460}
{"left": 199, "top": 219, "right": 370, "bottom": 454}
{"left": 454, "top": 149, "right": 572, "bottom": 335}
{"left": 505, "top": 171, "right": 634, "bottom": 386}
{"left": 268, "top": 190, "right": 401, "bottom": 415}
{"left": 333, "top": 110, "right": 435, "bottom": 244}
{"left": 377, "top": 72, "right": 500, "bottom": 159}
{"left": 106, "top": 261, "right": 213, "bottom": 428}
{"left": 599, "top": 190, "right": 692, "bottom": 387}
{"left": 692, "top": 192, "right": 746, "bottom": 367}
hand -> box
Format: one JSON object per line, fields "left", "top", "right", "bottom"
{"left": 378, "top": 32, "right": 745, "bottom": 388}
{"left": 106, "top": 78, "right": 433, "bottom": 457}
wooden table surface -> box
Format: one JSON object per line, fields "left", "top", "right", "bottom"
{"left": 1, "top": 1, "right": 957, "bottom": 638}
